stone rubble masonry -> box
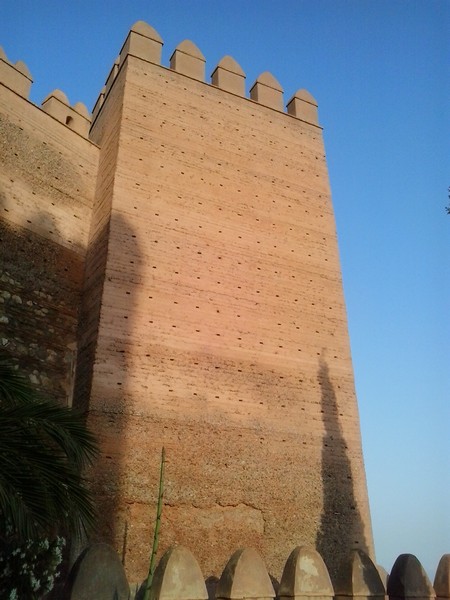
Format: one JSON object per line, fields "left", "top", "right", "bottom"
{"left": 0, "top": 20, "right": 374, "bottom": 585}
{"left": 0, "top": 53, "right": 98, "bottom": 400}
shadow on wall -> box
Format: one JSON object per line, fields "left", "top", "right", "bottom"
{"left": 315, "top": 356, "right": 369, "bottom": 583}
{"left": 0, "top": 198, "right": 84, "bottom": 402}
{"left": 72, "top": 212, "right": 143, "bottom": 573}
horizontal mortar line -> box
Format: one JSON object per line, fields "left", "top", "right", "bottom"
{"left": 103, "top": 339, "right": 348, "bottom": 366}
{"left": 105, "top": 270, "right": 345, "bottom": 309}
{"left": 124, "top": 108, "right": 325, "bottom": 159}
{"left": 122, "top": 160, "right": 328, "bottom": 201}
{"left": 115, "top": 203, "right": 336, "bottom": 242}
{"left": 126, "top": 94, "right": 320, "bottom": 147}
{"left": 115, "top": 348, "right": 345, "bottom": 375}
{"left": 104, "top": 270, "right": 345, "bottom": 310}
{"left": 117, "top": 162, "right": 329, "bottom": 201}
{"left": 122, "top": 124, "right": 325, "bottom": 177}
{"left": 122, "top": 187, "right": 333, "bottom": 225}
{"left": 109, "top": 217, "right": 334, "bottom": 250}
{"left": 119, "top": 145, "right": 331, "bottom": 198}
{"left": 96, "top": 326, "right": 346, "bottom": 367}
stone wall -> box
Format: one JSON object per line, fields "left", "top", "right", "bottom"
{"left": 82, "top": 22, "right": 374, "bottom": 583}
{"left": 1, "top": 21, "right": 374, "bottom": 587}
{"left": 0, "top": 56, "right": 98, "bottom": 400}
{"left": 62, "top": 543, "right": 448, "bottom": 600}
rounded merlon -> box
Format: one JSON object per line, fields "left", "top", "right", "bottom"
{"left": 43, "top": 89, "right": 70, "bottom": 105}
{"left": 216, "top": 55, "right": 245, "bottom": 77}
{"left": 216, "top": 548, "right": 275, "bottom": 599}
{"left": 174, "top": 39, "right": 205, "bottom": 61}
{"left": 291, "top": 88, "right": 318, "bottom": 106}
{"left": 254, "top": 71, "right": 283, "bottom": 92}
{"left": 73, "top": 102, "right": 91, "bottom": 120}
{"left": 130, "top": 20, "right": 163, "bottom": 43}
{"left": 150, "top": 546, "right": 208, "bottom": 600}
{"left": 334, "top": 549, "right": 385, "bottom": 596}
{"left": 387, "top": 554, "right": 434, "bottom": 598}
{"left": 279, "top": 546, "right": 334, "bottom": 598}
{"left": 14, "top": 60, "right": 32, "bottom": 79}
{"left": 434, "top": 554, "right": 450, "bottom": 598}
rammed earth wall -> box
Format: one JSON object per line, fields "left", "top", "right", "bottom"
{"left": 0, "top": 22, "right": 374, "bottom": 584}
{"left": 0, "top": 68, "right": 98, "bottom": 401}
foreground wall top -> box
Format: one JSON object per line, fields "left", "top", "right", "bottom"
{"left": 92, "top": 20, "right": 319, "bottom": 127}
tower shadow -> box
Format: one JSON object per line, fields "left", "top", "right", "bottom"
{"left": 72, "top": 212, "right": 142, "bottom": 575}
{"left": 0, "top": 199, "right": 84, "bottom": 403}
{"left": 315, "top": 356, "right": 369, "bottom": 584}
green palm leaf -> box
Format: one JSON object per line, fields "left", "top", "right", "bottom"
{"left": 0, "top": 353, "right": 99, "bottom": 542}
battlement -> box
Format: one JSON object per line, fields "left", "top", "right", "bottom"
{"left": 62, "top": 542, "right": 450, "bottom": 600}
{"left": 1, "top": 19, "right": 380, "bottom": 587}
{"left": 0, "top": 46, "right": 33, "bottom": 98}
{"left": 0, "top": 47, "right": 91, "bottom": 138}
{"left": 0, "top": 21, "right": 319, "bottom": 138}
{"left": 41, "top": 89, "right": 91, "bottom": 137}
{"left": 91, "top": 20, "right": 319, "bottom": 127}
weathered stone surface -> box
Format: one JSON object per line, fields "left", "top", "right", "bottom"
{"left": 216, "top": 548, "right": 275, "bottom": 599}
{"left": 64, "top": 543, "right": 130, "bottom": 600}
{"left": 377, "top": 565, "right": 389, "bottom": 594}
{"left": 335, "top": 550, "right": 385, "bottom": 600}
{"left": 149, "top": 545, "right": 208, "bottom": 600}
{"left": 387, "top": 554, "right": 435, "bottom": 600}
{"left": 0, "top": 82, "right": 97, "bottom": 400}
{"left": 0, "top": 222, "right": 82, "bottom": 400}
{"left": 0, "top": 99, "right": 97, "bottom": 252}
{"left": 278, "top": 546, "right": 334, "bottom": 600}
{"left": 434, "top": 555, "right": 450, "bottom": 600}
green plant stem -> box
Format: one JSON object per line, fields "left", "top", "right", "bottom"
{"left": 143, "top": 447, "right": 165, "bottom": 600}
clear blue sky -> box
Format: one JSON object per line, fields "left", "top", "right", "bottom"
{"left": 2, "top": 0, "right": 448, "bottom": 580}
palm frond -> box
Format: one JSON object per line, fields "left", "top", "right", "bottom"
{"left": 0, "top": 353, "right": 99, "bottom": 542}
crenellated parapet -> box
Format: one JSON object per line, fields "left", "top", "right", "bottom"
{"left": 0, "top": 46, "right": 33, "bottom": 98}
{"left": 119, "top": 20, "right": 163, "bottom": 68}
{"left": 62, "top": 543, "right": 448, "bottom": 600}
{"left": 0, "top": 47, "right": 91, "bottom": 137}
{"left": 335, "top": 549, "right": 386, "bottom": 600}
{"left": 287, "top": 89, "right": 319, "bottom": 124}
{"left": 41, "top": 89, "right": 91, "bottom": 137}
{"left": 170, "top": 39, "right": 206, "bottom": 81}
{"left": 91, "top": 20, "right": 320, "bottom": 127}
{"left": 388, "top": 554, "right": 436, "bottom": 600}
{"left": 211, "top": 55, "right": 246, "bottom": 97}
{"left": 250, "top": 71, "right": 284, "bottom": 111}
{"left": 279, "top": 547, "right": 334, "bottom": 600}
{"left": 0, "top": 45, "right": 91, "bottom": 137}
{"left": 0, "top": 21, "right": 319, "bottom": 151}
{"left": 104, "top": 56, "right": 120, "bottom": 98}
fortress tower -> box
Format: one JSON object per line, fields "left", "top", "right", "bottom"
{"left": 0, "top": 22, "right": 374, "bottom": 584}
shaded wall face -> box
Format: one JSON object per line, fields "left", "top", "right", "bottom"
{"left": 0, "top": 84, "right": 98, "bottom": 400}
{"left": 73, "top": 67, "right": 127, "bottom": 414}
{"left": 88, "top": 56, "right": 373, "bottom": 581}
{"left": 0, "top": 219, "right": 83, "bottom": 400}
